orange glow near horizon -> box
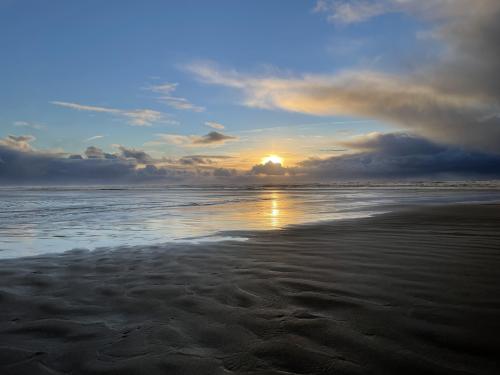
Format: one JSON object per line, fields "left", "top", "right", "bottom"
{"left": 261, "top": 154, "right": 284, "bottom": 165}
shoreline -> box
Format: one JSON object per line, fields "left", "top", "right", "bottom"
{"left": 4, "top": 200, "right": 500, "bottom": 261}
{"left": 1, "top": 203, "right": 500, "bottom": 374}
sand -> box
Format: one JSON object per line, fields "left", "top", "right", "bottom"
{"left": 0, "top": 203, "right": 499, "bottom": 375}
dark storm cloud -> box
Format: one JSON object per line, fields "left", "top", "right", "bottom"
{"left": 0, "top": 145, "right": 134, "bottom": 183}
{"left": 0, "top": 144, "right": 189, "bottom": 184}
{"left": 297, "top": 133, "right": 500, "bottom": 179}
{"left": 339, "top": 133, "right": 443, "bottom": 156}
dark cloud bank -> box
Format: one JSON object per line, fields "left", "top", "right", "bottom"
{"left": 1, "top": 133, "right": 499, "bottom": 184}
{"left": 295, "top": 133, "right": 500, "bottom": 180}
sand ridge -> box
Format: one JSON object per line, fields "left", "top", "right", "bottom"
{"left": 0, "top": 204, "right": 499, "bottom": 374}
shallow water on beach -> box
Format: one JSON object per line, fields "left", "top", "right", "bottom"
{"left": 1, "top": 185, "right": 500, "bottom": 258}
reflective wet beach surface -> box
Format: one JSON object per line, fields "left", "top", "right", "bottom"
{"left": 1, "top": 185, "right": 500, "bottom": 258}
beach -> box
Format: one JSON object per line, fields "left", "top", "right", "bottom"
{"left": 1, "top": 203, "right": 499, "bottom": 374}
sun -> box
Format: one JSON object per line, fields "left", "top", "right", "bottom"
{"left": 261, "top": 154, "right": 283, "bottom": 165}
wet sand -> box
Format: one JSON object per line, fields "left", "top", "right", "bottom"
{"left": 1, "top": 204, "right": 499, "bottom": 374}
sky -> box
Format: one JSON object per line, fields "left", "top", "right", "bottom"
{"left": 1, "top": 0, "right": 500, "bottom": 184}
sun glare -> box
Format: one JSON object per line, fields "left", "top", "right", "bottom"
{"left": 261, "top": 155, "right": 283, "bottom": 165}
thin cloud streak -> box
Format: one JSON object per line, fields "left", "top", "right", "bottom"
{"left": 147, "top": 82, "right": 205, "bottom": 112}
{"left": 85, "top": 135, "right": 105, "bottom": 142}
{"left": 51, "top": 101, "right": 164, "bottom": 126}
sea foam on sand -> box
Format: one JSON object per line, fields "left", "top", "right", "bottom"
{"left": 0, "top": 204, "right": 499, "bottom": 374}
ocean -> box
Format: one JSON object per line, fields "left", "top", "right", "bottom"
{"left": 1, "top": 183, "right": 500, "bottom": 258}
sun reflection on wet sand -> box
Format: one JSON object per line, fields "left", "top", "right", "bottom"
{"left": 269, "top": 191, "right": 281, "bottom": 227}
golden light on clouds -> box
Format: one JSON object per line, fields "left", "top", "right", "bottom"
{"left": 261, "top": 154, "right": 283, "bottom": 165}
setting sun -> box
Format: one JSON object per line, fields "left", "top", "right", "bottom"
{"left": 261, "top": 154, "right": 284, "bottom": 165}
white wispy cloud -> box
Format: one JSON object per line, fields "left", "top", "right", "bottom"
{"left": 204, "top": 121, "right": 225, "bottom": 130}
{"left": 158, "top": 96, "right": 205, "bottom": 112}
{"left": 51, "top": 101, "right": 164, "bottom": 126}
{"left": 85, "top": 135, "right": 105, "bottom": 142}
{"left": 147, "top": 82, "right": 178, "bottom": 95}
{"left": 314, "top": 0, "right": 389, "bottom": 25}
{"left": 147, "top": 82, "right": 205, "bottom": 112}
{"left": 13, "top": 121, "right": 46, "bottom": 130}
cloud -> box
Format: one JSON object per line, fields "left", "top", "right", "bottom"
{"left": 2, "top": 132, "right": 500, "bottom": 183}
{"left": 85, "top": 135, "right": 104, "bottom": 142}
{"left": 83, "top": 145, "right": 153, "bottom": 164}
{"left": 158, "top": 97, "right": 205, "bottom": 112}
{"left": 13, "top": 121, "right": 46, "bottom": 130}
{"left": 0, "top": 139, "right": 240, "bottom": 184}
{"left": 340, "top": 132, "right": 443, "bottom": 155}
{"left": 251, "top": 161, "right": 288, "bottom": 176}
{"left": 188, "top": 63, "right": 500, "bottom": 153}
{"left": 0, "top": 143, "right": 197, "bottom": 184}
{"left": 0, "top": 135, "right": 36, "bottom": 151}
{"left": 204, "top": 121, "right": 225, "bottom": 130}
{"left": 314, "top": 0, "right": 388, "bottom": 25}
{"left": 154, "top": 131, "right": 238, "bottom": 147}
{"left": 147, "top": 82, "right": 178, "bottom": 95}
{"left": 51, "top": 101, "right": 164, "bottom": 126}
{"left": 192, "top": 131, "right": 236, "bottom": 145}
{"left": 178, "top": 154, "right": 233, "bottom": 165}
{"left": 147, "top": 82, "right": 205, "bottom": 112}
{"left": 84, "top": 146, "right": 117, "bottom": 160}
{"left": 84, "top": 146, "right": 105, "bottom": 159}
{"left": 0, "top": 146, "right": 133, "bottom": 183}
{"left": 213, "top": 168, "right": 238, "bottom": 177}
{"left": 296, "top": 132, "right": 500, "bottom": 179}
{"left": 187, "top": 0, "right": 500, "bottom": 153}
{"left": 118, "top": 146, "right": 153, "bottom": 164}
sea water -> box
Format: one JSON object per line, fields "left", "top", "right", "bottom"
{"left": 1, "top": 184, "right": 499, "bottom": 258}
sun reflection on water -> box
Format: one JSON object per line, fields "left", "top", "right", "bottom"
{"left": 270, "top": 192, "right": 280, "bottom": 227}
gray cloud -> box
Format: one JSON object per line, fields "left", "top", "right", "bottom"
{"left": 0, "top": 144, "right": 195, "bottom": 184}
{"left": 0, "top": 135, "right": 239, "bottom": 184}
{"left": 154, "top": 131, "right": 238, "bottom": 147}
{"left": 340, "top": 132, "right": 443, "bottom": 156}
{"left": 296, "top": 133, "right": 500, "bottom": 179}
{"left": 84, "top": 146, "right": 118, "bottom": 160}
{"left": 178, "top": 155, "right": 232, "bottom": 165}
{"left": 213, "top": 168, "right": 238, "bottom": 177}
{"left": 179, "top": 156, "right": 208, "bottom": 165}
{"left": 251, "top": 161, "right": 288, "bottom": 176}
{"left": 118, "top": 146, "right": 153, "bottom": 164}
{"left": 2, "top": 133, "right": 500, "bottom": 184}
{"left": 192, "top": 131, "right": 237, "bottom": 145}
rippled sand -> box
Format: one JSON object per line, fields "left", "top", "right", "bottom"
{"left": 1, "top": 204, "right": 499, "bottom": 374}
